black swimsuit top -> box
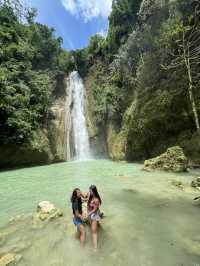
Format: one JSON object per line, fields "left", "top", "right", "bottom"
{"left": 72, "top": 198, "right": 82, "bottom": 215}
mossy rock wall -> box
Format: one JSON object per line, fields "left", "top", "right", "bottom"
{"left": 107, "top": 123, "right": 127, "bottom": 161}
{"left": 47, "top": 98, "right": 66, "bottom": 162}
{"left": 124, "top": 81, "right": 197, "bottom": 162}
{"left": 0, "top": 129, "right": 53, "bottom": 168}
{"left": 84, "top": 65, "right": 108, "bottom": 157}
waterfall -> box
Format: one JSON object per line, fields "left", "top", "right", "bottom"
{"left": 64, "top": 71, "right": 91, "bottom": 160}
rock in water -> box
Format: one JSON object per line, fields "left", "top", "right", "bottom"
{"left": 191, "top": 177, "right": 200, "bottom": 189}
{"left": 33, "top": 201, "right": 63, "bottom": 226}
{"left": 37, "top": 201, "right": 56, "bottom": 213}
{"left": 0, "top": 253, "right": 21, "bottom": 266}
{"left": 143, "top": 146, "right": 188, "bottom": 172}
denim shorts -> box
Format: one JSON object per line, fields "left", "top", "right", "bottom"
{"left": 73, "top": 217, "right": 83, "bottom": 227}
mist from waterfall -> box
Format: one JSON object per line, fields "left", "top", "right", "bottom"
{"left": 65, "top": 71, "right": 91, "bottom": 160}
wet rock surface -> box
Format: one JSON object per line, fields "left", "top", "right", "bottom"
{"left": 0, "top": 253, "right": 22, "bottom": 266}
{"left": 32, "top": 201, "right": 63, "bottom": 226}
{"left": 191, "top": 177, "right": 200, "bottom": 189}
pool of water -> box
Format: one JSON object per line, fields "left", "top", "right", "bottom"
{"left": 0, "top": 160, "right": 200, "bottom": 266}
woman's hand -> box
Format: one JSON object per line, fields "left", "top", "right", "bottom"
{"left": 82, "top": 213, "right": 87, "bottom": 221}
{"left": 81, "top": 192, "right": 88, "bottom": 202}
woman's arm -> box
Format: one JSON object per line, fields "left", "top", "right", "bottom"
{"left": 81, "top": 192, "right": 89, "bottom": 202}
{"left": 75, "top": 210, "right": 84, "bottom": 220}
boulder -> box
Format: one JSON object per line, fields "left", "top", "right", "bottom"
{"left": 33, "top": 201, "right": 63, "bottom": 226}
{"left": 37, "top": 201, "right": 56, "bottom": 213}
{"left": 143, "top": 146, "right": 188, "bottom": 172}
{"left": 191, "top": 177, "right": 200, "bottom": 189}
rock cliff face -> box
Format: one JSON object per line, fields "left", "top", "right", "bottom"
{"left": 0, "top": 129, "right": 53, "bottom": 168}
{"left": 1, "top": 0, "right": 200, "bottom": 168}
{"left": 80, "top": 0, "right": 200, "bottom": 167}
{"left": 47, "top": 98, "right": 66, "bottom": 162}
{"left": 106, "top": 123, "right": 127, "bottom": 161}
{"left": 0, "top": 70, "right": 105, "bottom": 169}
{"left": 84, "top": 73, "right": 108, "bottom": 158}
{"left": 121, "top": 0, "right": 200, "bottom": 165}
{"left": 47, "top": 74, "right": 74, "bottom": 162}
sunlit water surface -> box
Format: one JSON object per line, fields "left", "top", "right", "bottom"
{"left": 0, "top": 160, "right": 200, "bottom": 266}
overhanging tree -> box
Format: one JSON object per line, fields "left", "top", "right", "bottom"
{"left": 162, "top": 4, "right": 200, "bottom": 130}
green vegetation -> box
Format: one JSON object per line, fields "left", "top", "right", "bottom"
{"left": 1, "top": 0, "right": 200, "bottom": 166}
{"left": 75, "top": 0, "right": 200, "bottom": 162}
{"left": 105, "top": 0, "right": 142, "bottom": 59}
{"left": 0, "top": 0, "right": 74, "bottom": 145}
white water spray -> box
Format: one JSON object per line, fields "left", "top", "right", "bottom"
{"left": 66, "top": 71, "right": 91, "bottom": 160}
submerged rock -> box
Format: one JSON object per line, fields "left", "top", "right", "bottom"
{"left": 0, "top": 226, "right": 18, "bottom": 241}
{"left": 0, "top": 239, "right": 31, "bottom": 254}
{"left": 143, "top": 146, "right": 188, "bottom": 172}
{"left": 0, "top": 236, "right": 5, "bottom": 248}
{"left": 123, "top": 188, "right": 139, "bottom": 194}
{"left": 183, "top": 238, "right": 200, "bottom": 256}
{"left": 191, "top": 177, "right": 200, "bottom": 189}
{"left": 0, "top": 253, "right": 22, "bottom": 266}
{"left": 171, "top": 180, "right": 183, "bottom": 189}
{"left": 33, "top": 201, "right": 63, "bottom": 226}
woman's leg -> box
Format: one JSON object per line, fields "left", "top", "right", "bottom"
{"left": 78, "top": 224, "right": 85, "bottom": 247}
{"left": 91, "top": 220, "right": 98, "bottom": 250}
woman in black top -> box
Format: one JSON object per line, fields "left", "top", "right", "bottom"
{"left": 71, "top": 188, "right": 86, "bottom": 247}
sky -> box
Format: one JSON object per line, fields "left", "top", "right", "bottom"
{"left": 23, "top": 0, "right": 112, "bottom": 51}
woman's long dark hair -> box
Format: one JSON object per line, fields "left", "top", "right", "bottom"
{"left": 88, "top": 185, "right": 102, "bottom": 206}
{"left": 71, "top": 188, "right": 80, "bottom": 203}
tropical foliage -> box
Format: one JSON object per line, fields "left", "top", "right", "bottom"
{"left": 0, "top": 0, "right": 74, "bottom": 144}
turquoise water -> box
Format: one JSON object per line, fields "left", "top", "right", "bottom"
{"left": 0, "top": 160, "right": 200, "bottom": 266}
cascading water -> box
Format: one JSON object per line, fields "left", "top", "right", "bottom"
{"left": 65, "top": 71, "right": 91, "bottom": 160}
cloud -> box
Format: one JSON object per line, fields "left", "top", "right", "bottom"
{"left": 61, "top": 0, "right": 112, "bottom": 22}
{"left": 97, "top": 28, "right": 108, "bottom": 38}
